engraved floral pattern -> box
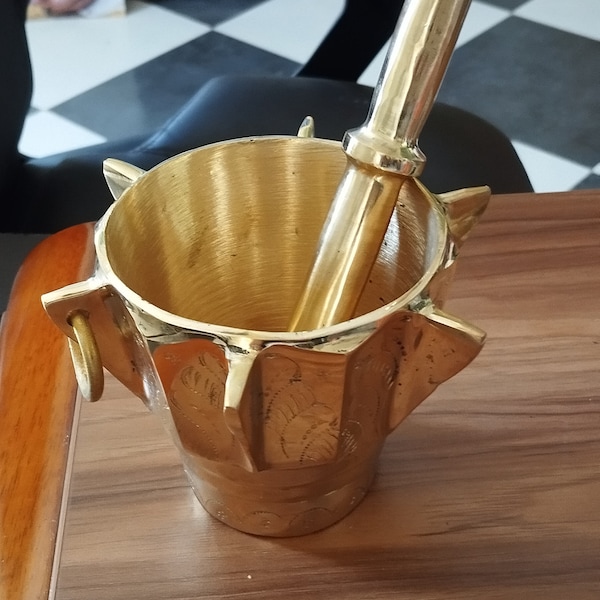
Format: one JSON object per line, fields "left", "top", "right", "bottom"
{"left": 260, "top": 353, "right": 340, "bottom": 467}
{"left": 154, "top": 342, "right": 237, "bottom": 461}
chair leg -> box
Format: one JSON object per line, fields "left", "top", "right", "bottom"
{"left": 0, "top": 0, "right": 33, "bottom": 228}
{"left": 297, "top": 0, "right": 404, "bottom": 81}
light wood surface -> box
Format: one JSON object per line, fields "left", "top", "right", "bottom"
{"left": 4, "top": 190, "right": 600, "bottom": 599}
{"left": 0, "top": 224, "right": 95, "bottom": 600}
{"left": 56, "top": 189, "right": 600, "bottom": 599}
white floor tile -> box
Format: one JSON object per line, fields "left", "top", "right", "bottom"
{"left": 18, "top": 111, "right": 106, "bottom": 158}
{"left": 515, "top": 0, "right": 600, "bottom": 42}
{"left": 26, "top": 0, "right": 209, "bottom": 110}
{"left": 512, "top": 140, "right": 592, "bottom": 192}
{"left": 357, "top": 44, "right": 387, "bottom": 87}
{"left": 357, "top": 1, "right": 510, "bottom": 88}
{"left": 215, "top": 0, "right": 345, "bottom": 64}
{"left": 456, "top": 1, "right": 510, "bottom": 47}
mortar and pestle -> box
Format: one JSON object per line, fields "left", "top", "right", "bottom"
{"left": 43, "top": 0, "right": 490, "bottom": 536}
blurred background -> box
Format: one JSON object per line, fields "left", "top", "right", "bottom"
{"left": 19, "top": 0, "right": 600, "bottom": 193}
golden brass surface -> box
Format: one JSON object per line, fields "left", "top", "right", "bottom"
{"left": 289, "top": 0, "right": 472, "bottom": 331}
{"left": 67, "top": 311, "right": 103, "bottom": 402}
{"left": 343, "top": 0, "right": 471, "bottom": 175}
{"left": 43, "top": 136, "right": 488, "bottom": 537}
{"left": 287, "top": 164, "right": 407, "bottom": 331}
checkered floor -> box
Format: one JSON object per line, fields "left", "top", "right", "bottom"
{"left": 19, "top": 0, "right": 600, "bottom": 193}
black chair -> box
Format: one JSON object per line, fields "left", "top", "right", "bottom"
{"left": 2, "top": 0, "right": 531, "bottom": 235}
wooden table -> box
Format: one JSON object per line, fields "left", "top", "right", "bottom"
{"left": 2, "top": 190, "right": 600, "bottom": 599}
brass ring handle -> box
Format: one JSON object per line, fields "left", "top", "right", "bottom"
{"left": 67, "top": 311, "right": 104, "bottom": 402}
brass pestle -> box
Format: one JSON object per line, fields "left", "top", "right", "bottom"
{"left": 288, "top": 0, "right": 476, "bottom": 331}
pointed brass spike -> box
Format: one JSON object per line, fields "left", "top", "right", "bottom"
{"left": 103, "top": 158, "right": 146, "bottom": 201}
{"left": 422, "top": 303, "right": 487, "bottom": 347}
{"left": 387, "top": 304, "right": 486, "bottom": 431}
{"left": 297, "top": 116, "right": 315, "bottom": 138}
{"left": 438, "top": 185, "right": 491, "bottom": 247}
{"left": 222, "top": 350, "right": 259, "bottom": 472}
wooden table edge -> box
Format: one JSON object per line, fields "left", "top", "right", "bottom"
{"left": 0, "top": 223, "right": 95, "bottom": 600}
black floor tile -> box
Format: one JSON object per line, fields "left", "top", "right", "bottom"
{"left": 52, "top": 32, "right": 299, "bottom": 141}
{"left": 574, "top": 173, "right": 600, "bottom": 190}
{"left": 144, "top": 0, "right": 268, "bottom": 26}
{"left": 482, "top": 0, "right": 529, "bottom": 9}
{"left": 438, "top": 16, "right": 600, "bottom": 167}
